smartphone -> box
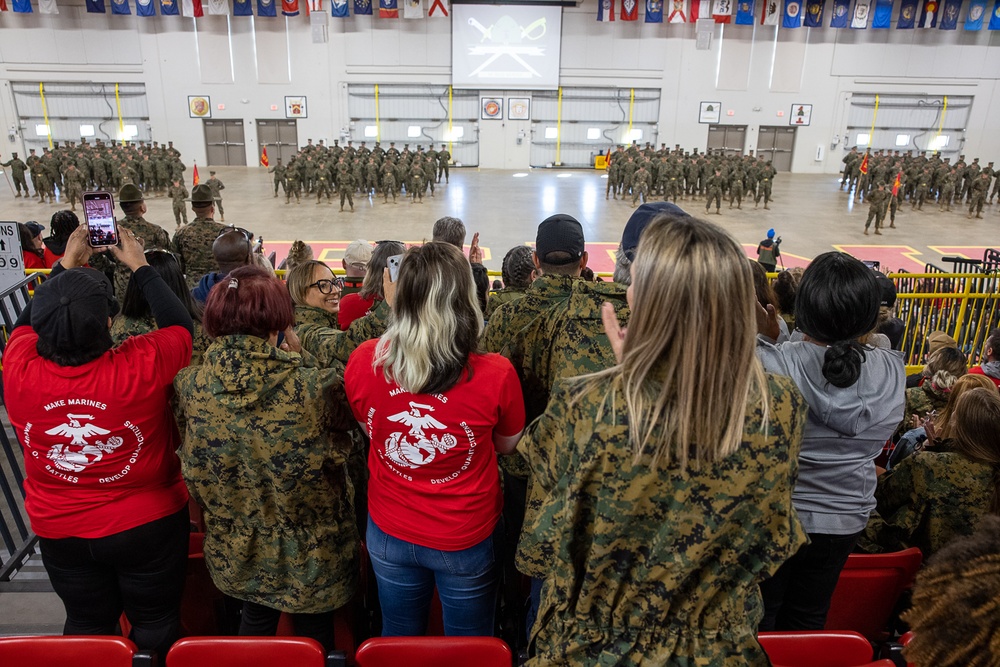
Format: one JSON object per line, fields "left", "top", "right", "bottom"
{"left": 83, "top": 191, "right": 120, "bottom": 247}
{"left": 862, "top": 260, "right": 880, "bottom": 271}
{"left": 387, "top": 253, "right": 404, "bottom": 283}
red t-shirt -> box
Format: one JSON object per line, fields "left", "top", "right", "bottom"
{"left": 969, "top": 365, "right": 1000, "bottom": 388}
{"left": 43, "top": 247, "right": 64, "bottom": 268}
{"left": 338, "top": 293, "right": 377, "bottom": 331}
{"left": 3, "top": 325, "right": 193, "bottom": 539}
{"left": 22, "top": 251, "right": 49, "bottom": 270}
{"left": 345, "top": 339, "right": 524, "bottom": 551}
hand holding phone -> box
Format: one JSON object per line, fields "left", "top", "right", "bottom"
{"left": 60, "top": 225, "right": 97, "bottom": 269}
{"left": 108, "top": 228, "right": 149, "bottom": 272}
{"left": 82, "top": 191, "right": 120, "bottom": 248}
{"left": 387, "top": 253, "right": 404, "bottom": 283}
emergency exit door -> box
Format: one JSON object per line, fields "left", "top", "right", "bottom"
{"left": 204, "top": 119, "right": 247, "bottom": 166}
{"left": 758, "top": 127, "right": 796, "bottom": 171}
{"left": 706, "top": 125, "right": 747, "bottom": 157}
{"left": 256, "top": 120, "right": 299, "bottom": 165}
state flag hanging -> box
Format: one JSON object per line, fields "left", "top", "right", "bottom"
{"left": 713, "top": 0, "right": 732, "bottom": 22}
{"left": 897, "top": 0, "right": 916, "bottom": 26}
{"left": 830, "top": 0, "right": 850, "bottom": 23}
{"left": 939, "top": 0, "right": 959, "bottom": 27}
{"left": 233, "top": 0, "right": 252, "bottom": 14}
{"left": 257, "top": 0, "right": 275, "bottom": 14}
{"left": 989, "top": 0, "right": 1000, "bottom": 28}
{"left": 872, "top": 0, "right": 891, "bottom": 26}
{"left": 427, "top": 0, "right": 445, "bottom": 16}
{"left": 38, "top": 0, "right": 58, "bottom": 13}
{"left": 621, "top": 0, "right": 638, "bottom": 20}
{"left": 667, "top": 0, "right": 688, "bottom": 21}
{"left": 260, "top": 147, "right": 269, "bottom": 167}
{"left": 161, "top": 0, "right": 179, "bottom": 14}
{"left": 207, "top": 0, "right": 228, "bottom": 13}
{"left": 918, "top": 0, "right": 937, "bottom": 26}
{"left": 112, "top": 0, "right": 130, "bottom": 14}
{"left": 403, "top": 0, "right": 421, "bottom": 18}
{"left": 851, "top": 0, "right": 869, "bottom": 27}
{"left": 965, "top": 0, "right": 986, "bottom": 27}
{"left": 598, "top": 0, "right": 615, "bottom": 20}
{"left": 735, "top": 0, "right": 754, "bottom": 23}
{"left": 804, "top": 0, "right": 824, "bottom": 26}
{"left": 136, "top": 0, "right": 155, "bottom": 16}
{"left": 281, "top": 0, "right": 298, "bottom": 15}
{"left": 0, "top": 0, "right": 7, "bottom": 10}
{"left": 783, "top": 0, "right": 802, "bottom": 26}
{"left": 330, "top": 0, "right": 347, "bottom": 15}
{"left": 646, "top": 0, "right": 664, "bottom": 21}
{"left": 192, "top": 163, "right": 200, "bottom": 186}
{"left": 379, "top": 0, "right": 397, "bottom": 17}
{"left": 85, "top": 0, "right": 105, "bottom": 10}
{"left": 690, "top": 0, "right": 712, "bottom": 19}
{"left": 12, "top": 0, "right": 32, "bottom": 12}
{"left": 760, "top": 0, "right": 779, "bottom": 24}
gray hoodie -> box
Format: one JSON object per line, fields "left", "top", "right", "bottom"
{"left": 757, "top": 338, "right": 905, "bottom": 535}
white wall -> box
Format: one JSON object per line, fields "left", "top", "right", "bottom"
{"left": 1, "top": 0, "right": 997, "bottom": 173}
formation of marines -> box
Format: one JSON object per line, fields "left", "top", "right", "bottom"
{"left": 603, "top": 142, "right": 779, "bottom": 213}
{"left": 1, "top": 139, "right": 187, "bottom": 210}
{"left": 841, "top": 147, "right": 999, "bottom": 230}
{"left": 267, "top": 138, "right": 452, "bottom": 211}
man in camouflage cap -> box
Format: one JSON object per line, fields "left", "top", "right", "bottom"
{"left": 107, "top": 184, "right": 172, "bottom": 297}
{"left": 171, "top": 184, "right": 226, "bottom": 289}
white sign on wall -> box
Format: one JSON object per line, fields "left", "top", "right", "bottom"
{"left": 0, "top": 221, "right": 25, "bottom": 294}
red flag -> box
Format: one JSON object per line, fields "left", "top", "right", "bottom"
{"left": 260, "top": 146, "right": 269, "bottom": 167}
{"left": 282, "top": 0, "right": 299, "bottom": 15}
{"left": 192, "top": 163, "right": 200, "bottom": 186}
{"left": 620, "top": 0, "right": 638, "bottom": 19}
{"left": 0, "top": 0, "right": 8, "bottom": 11}
{"left": 892, "top": 171, "right": 902, "bottom": 196}
{"left": 192, "top": 0, "right": 203, "bottom": 15}
{"left": 859, "top": 152, "right": 869, "bottom": 175}
{"left": 690, "top": 0, "right": 708, "bottom": 19}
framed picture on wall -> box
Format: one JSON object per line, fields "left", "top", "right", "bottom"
{"left": 481, "top": 97, "right": 503, "bottom": 120}
{"left": 699, "top": 102, "right": 721, "bottom": 124}
{"left": 790, "top": 104, "right": 813, "bottom": 126}
{"left": 188, "top": 96, "right": 211, "bottom": 119}
{"left": 508, "top": 97, "right": 530, "bottom": 121}
{"left": 285, "top": 97, "right": 308, "bottom": 119}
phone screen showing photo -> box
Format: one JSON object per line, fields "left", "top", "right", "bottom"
{"left": 84, "top": 195, "right": 118, "bottom": 247}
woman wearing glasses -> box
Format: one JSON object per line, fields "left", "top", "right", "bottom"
{"left": 175, "top": 265, "right": 359, "bottom": 650}
{"left": 287, "top": 260, "right": 344, "bottom": 331}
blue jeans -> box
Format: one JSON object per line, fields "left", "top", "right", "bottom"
{"left": 366, "top": 516, "right": 499, "bottom": 636}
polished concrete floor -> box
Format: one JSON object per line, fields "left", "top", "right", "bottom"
{"left": 2, "top": 166, "right": 998, "bottom": 274}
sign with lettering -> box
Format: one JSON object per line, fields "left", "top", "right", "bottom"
{"left": 0, "top": 221, "right": 25, "bottom": 294}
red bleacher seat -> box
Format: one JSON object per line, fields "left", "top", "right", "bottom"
{"left": 165, "top": 636, "right": 326, "bottom": 667}
{"left": 758, "top": 630, "right": 874, "bottom": 667}
{"left": 824, "top": 548, "right": 923, "bottom": 641}
{"left": 0, "top": 635, "right": 138, "bottom": 667}
{"left": 354, "top": 636, "right": 512, "bottom": 667}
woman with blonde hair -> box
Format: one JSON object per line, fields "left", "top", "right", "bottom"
{"left": 344, "top": 242, "right": 525, "bottom": 636}
{"left": 518, "top": 214, "right": 808, "bottom": 665}
{"left": 287, "top": 259, "right": 343, "bottom": 331}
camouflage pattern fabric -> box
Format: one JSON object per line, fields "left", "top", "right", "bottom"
{"left": 484, "top": 287, "right": 528, "bottom": 322}
{"left": 172, "top": 217, "right": 226, "bottom": 289}
{"left": 174, "top": 334, "right": 359, "bottom": 614}
{"left": 857, "top": 451, "right": 991, "bottom": 558}
{"left": 297, "top": 300, "right": 390, "bottom": 368}
{"left": 112, "top": 215, "right": 172, "bottom": 298}
{"left": 111, "top": 314, "right": 212, "bottom": 367}
{"left": 905, "top": 383, "right": 949, "bottom": 421}
{"left": 520, "top": 375, "right": 807, "bottom": 666}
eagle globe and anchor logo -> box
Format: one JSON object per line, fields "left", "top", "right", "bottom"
{"left": 44, "top": 413, "right": 124, "bottom": 473}
{"left": 384, "top": 402, "right": 458, "bottom": 469}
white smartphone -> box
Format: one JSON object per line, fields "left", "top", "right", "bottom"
{"left": 387, "top": 253, "right": 404, "bottom": 282}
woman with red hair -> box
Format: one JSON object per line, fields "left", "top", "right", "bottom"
{"left": 174, "top": 265, "right": 359, "bottom": 650}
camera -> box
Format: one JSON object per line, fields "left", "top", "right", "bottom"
{"left": 774, "top": 236, "right": 782, "bottom": 245}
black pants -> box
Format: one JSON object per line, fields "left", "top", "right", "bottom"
{"left": 758, "top": 531, "right": 861, "bottom": 632}
{"left": 239, "top": 600, "right": 335, "bottom": 651}
{"left": 38, "top": 506, "right": 189, "bottom": 658}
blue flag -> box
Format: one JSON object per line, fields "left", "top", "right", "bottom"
{"left": 353, "top": 0, "right": 371, "bottom": 13}
{"left": 330, "top": 0, "right": 348, "bottom": 15}
{"left": 160, "top": 0, "right": 178, "bottom": 13}
{"left": 111, "top": 0, "right": 130, "bottom": 13}
{"left": 135, "top": 0, "right": 155, "bottom": 14}
{"left": 872, "top": 0, "right": 891, "bottom": 26}
{"left": 965, "top": 0, "right": 987, "bottom": 28}
{"left": 233, "top": 0, "right": 252, "bottom": 14}
{"left": 918, "top": 0, "right": 937, "bottom": 26}
{"left": 939, "top": 0, "right": 959, "bottom": 26}
{"left": 830, "top": 0, "right": 850, "bottom": 25}
{"left": 897, "top": 0, "right": 916, "bottom": 26}
{"left": 86, "top": 0, "right": 106, "bottom": 11}
{"left": 735, "top": 0, "right": 755, "bottom": 22}
{"left": 804, "top": 0, "right": 824, "bottom": 25}
{"left": 990, "top": 0, "right": 1000, "bottom": 27}
{"left": 12, "top": 0, "right": 33, "bottom": 12}
{"left": 257, "top": 0, "right": 276, "bottom": 14}
{"left": 783, "top": 0, "right": 803, "bottom": 25}
{"left": 645, "top": 0, "right": 663, "bottom": 21}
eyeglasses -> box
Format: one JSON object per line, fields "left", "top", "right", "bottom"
{"left": 218, "top": 226, "right": 253, "bottom": 242}
{"left": 308, "top": 277, "right": 345, "bottom": 294}
{"left": 375, "top": 240, "right": 404, "bottom": 246}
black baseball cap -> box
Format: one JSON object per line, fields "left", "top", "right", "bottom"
{"left": 621, "top": 202, "right": 690, "bottom": 261}
{"left": 31, "top": 268, "right": 119, "bottom": 353}
{"left": 535, "top": 214, "right": 585, "bottom": 266}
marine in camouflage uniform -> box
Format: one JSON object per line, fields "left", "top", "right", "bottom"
{"left": 519, "top": 374, "right": 807, "bottom": 666}
{"left": 174, "top": 335, "right": 360, "bottom": 616}
{"left": 1, "top": 153, "right": 30, "bottom": 196}
{"left": 857, "top": 451, "right": 992, "bottom": 559}
{"left": 905, "top": 382, "right": 949, "bottom": 423}
{"left": 111, "top": 314, "right": 212, "bottom": 367}
{"left": 168, "top": 181, "right": 189, "bottom": 228}
{"left": 484, "top": 285, "right": 529, "bottom": 322}
{"left": 297, "top": 300, "right": 391, "bottom": 368}
{"left": 112, "top": 185, "right": 173, "bottom": 298}
{"left": 172, "top": 216, "right": 226, "bottom": 289}
{"left": 269, "top": 160, "right": 286, "bottom": 197}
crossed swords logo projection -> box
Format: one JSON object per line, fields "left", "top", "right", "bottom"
{"left": 466, "top": 15, "right": 547, "bottom": 80}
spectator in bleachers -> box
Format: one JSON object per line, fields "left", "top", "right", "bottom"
{"left": 484, "top": 245, "right": 536, "bottom": 321}
{"left": 344, "top": 242, "right": 524, "bottom": 637}
{"left": 191, "top": 228, "right": 255, "bottom": 303}
{"left": 612, "top": 201, "right": 690, "bottom": 286}
{"left": 42, "top": 210, "right": 80, "bottom": 267}
{"left": 4, "top": 226, "right": 193, "bottom": 658}
{"left": 859, "top": 385, "right": 1000, "bottom": 558}
{"left": 19, "top": 221, "right": 49, "bottom": 270}
{"left": 906, "top": 330, "right": 959, "bottom": 388}
{"left": 175, "top": 265, "right": 359, "bottom": 651}
{"left": 287, "top": 260, "right": 343, "bottom": 331}
{"left": 772, "top": 267, "right": 804, "bottom": 332}
{"left": 756, "top": 252, "right": 906, "bottom": 632}
{"left": 432, "top": 217, "right": 489, "bottom": 312}
{"left": 340, "top": 239, "right": 372, "bottom": 297}
{"left": 111, "top": 248, "right": 210, "bottom": 366}
{"left": 874, "top": 272, "right": 905, "bottom": 350}
{"left": 337, "top": 240, "right": 404, "bottom": 331}
{"left": 902, "top": 514, "right": 1000, "bottom": 667}
{"left": 751, "top": 261, "right": 789, "bottom": 339}
{"left": 519, "top": 214, "right": 807, "bottom": 665}
{"left": 283, "top": 239, "right": 315, "bottom": 276}
{"left": 903, "top": 346, "right": 967, "bottom": 423}
{"left": 431, "top": 216, "right": 466, "bottom": 248}
{"left": 969, "top": 329, "right": 1000, "bottom": 389}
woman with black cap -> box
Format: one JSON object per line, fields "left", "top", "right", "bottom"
{"left": 3, "top": 225, "right": 194, "bottom": 658}
{"left": 755, "top": 251, "right": 906, "bottom": 632}
{"left": 19, "top": 221, "right": 49, "bottom": 270}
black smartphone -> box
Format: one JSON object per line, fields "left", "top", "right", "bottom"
{"left": 387, "top": 253, "right": 404, "bottom": 283}
{"left": 83, "top": 191, "right": 120, "bottom": 247}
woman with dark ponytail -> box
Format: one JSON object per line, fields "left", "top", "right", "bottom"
{"left": 755, "top": 252, "right": 906, "bottom": 631}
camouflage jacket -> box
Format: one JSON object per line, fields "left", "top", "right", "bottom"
{"left": 484, "top": 286, "right": 528, "bottom": 322}
{"left": 297, "top": 300, "right": 390, "bottom": 368}
{"left": 857, "top": 451, "right": 991, "bottom": 558}
{"left": 111, "top": 314, "right": 211, "bottom": 367}
{"left": 174, "top": 335, "right": 359, "bottom": 613}
{"left": 520, "top": 375, "right": 807, "bottom": 666}
{"left": 172, "top": 217, "right": 226, "bottom": 288}
{"left": 905, "top": 382, "right": 948, "bottom": 421}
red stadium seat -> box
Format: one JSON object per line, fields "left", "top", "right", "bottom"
{"left": 0, "top": 636, "right": 138, "bottom": 667}
{"left": 354, "top": 636, "right": 512, "bottom": 667}
{"left": 758, "top": 630, "right": 874, "bottom": 667}
{"left": 824, "top": 548, "right": 923, "bottom": 641}
{"left": 900, "top": 631, "right": 916, "bottom": 667}
{"left": 165, "top": 636, "right": 326, "bottom": 667}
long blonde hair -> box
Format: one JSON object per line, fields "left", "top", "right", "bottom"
{"left": 586, "top": 214, "right": 768, "bottom": 467}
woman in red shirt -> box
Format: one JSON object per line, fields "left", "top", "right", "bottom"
{"left": 345, "top": 242, "right": 525, "bottom": 636}
{"left": 19, "top": 221, "right": 50, "bottom": 270}
{"left": 42, "top": 210, "right": 81, "bottom": 267}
